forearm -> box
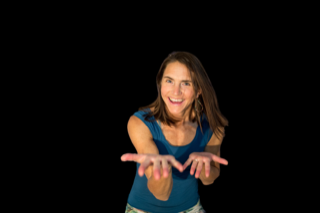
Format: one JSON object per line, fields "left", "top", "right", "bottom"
{"left": 199, "top": 165, "right": 220, "bottom": 185}
{"left": 147, "top": 166, "right": 173, "bottom": 201}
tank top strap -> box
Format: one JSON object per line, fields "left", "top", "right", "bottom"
{"left": 133, "top": 109, "right": 162, "bottom": 140}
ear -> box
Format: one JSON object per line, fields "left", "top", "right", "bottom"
{"left": 196, "top": 90, "right": 202, "bottom": 98}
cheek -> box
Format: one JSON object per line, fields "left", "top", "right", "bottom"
{"left": 161, "top": 85, "right": 169, "bottom": 96}
{"left": 185, "top": 89, "right": 196, "bottom": 100}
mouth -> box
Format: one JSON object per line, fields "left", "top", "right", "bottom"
{"left": 168, "top": 97, "right": 184, "bottom": 105}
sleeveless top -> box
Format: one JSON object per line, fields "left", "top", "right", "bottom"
{"left": 127, "top": 109, "right": 213, "bottom": 213}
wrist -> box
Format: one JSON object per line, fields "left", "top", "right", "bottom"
{"left": 199, "top": 165, "right": 219, "bottom": 184}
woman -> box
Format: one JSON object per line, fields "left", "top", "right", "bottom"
{"left": 121, "top": 51, "right": 228, "bottom": 213}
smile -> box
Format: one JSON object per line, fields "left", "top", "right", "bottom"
{"left": 169, "top": 97, "right": 184, "bottom": 104}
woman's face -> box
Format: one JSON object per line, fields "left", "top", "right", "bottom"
{"left": 161, "top": 61, "right": 198, "bottom": 119}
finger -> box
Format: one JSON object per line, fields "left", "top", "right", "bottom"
{"left": 138, "top": 157, "right": 151, "bottom": 177}
{"left": 195, "top": 159, "right": 203, "bottom": 179}
{"left": 212, "top": 155, "right": 228, "bottom": 165}
{"left": 204, "top": 160, "right": 211, "bottom": 177}
{"left": 153, "top": 157, "right": 161, "bottom": 180}
{"left": 183, "top": 158, "right": 193, "bottom": 170}
{"left": 167, "top": 157, "right": 183, "bottom": 172}
{"left": 120, "top": 153, "right": 132, "bottom": 161}
{"left": 190, "top": 160, "right": 198, "bottom": 176}
{"left": 183, "top": 155, "right": 198, "bottom": 170}
{"left": 121, "top": 153, "right": 142, "bottom": 162}
{"left": 161, "top": 159, "right": 169, "bottom": 178}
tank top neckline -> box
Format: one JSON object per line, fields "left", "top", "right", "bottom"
{"left": 146, "top": 108, "right": 200, "bottom": 147}
{"left": 157, "top": 121, "right": 200, "bottom": 147}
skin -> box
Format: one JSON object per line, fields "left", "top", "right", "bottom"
{"left": 121, "top": 61, "right": 228, "bottom": 200}
{"left": 160, "top": 61, "right": 197, "bottom": 121}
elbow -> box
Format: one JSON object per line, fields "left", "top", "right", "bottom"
{"left": 149, "top": 187, "right": 171, "bottom": 201}
{"left": 150, "top": 188, "right": 171, "bottom": 201}
{"left": 202, "top": 180, "right": 214, "bottom": 185}
{"left": 147, "top": 177, "right": 173, "bottom": 201}
{"left": 154, "top": 195, "right": 170, "bottom": 201}
{"left": 201, "top": 174, "right": 219, "bottom": 185}
{"left": 151, "top": 189, "right": 172, "bottom": 201}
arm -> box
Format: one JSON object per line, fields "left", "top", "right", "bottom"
{"left": 127, "top": 115, "right": 173, "bottom": 201}
{"left": 199, "top": 127, "right": 225, "bottom": 185}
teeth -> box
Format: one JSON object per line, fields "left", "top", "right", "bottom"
{"left": 169, "top": 97, "right": 183, "bottom": 102}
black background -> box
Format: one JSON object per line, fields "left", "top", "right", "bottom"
{"left": 58, "top": 49, "right": 264, "bottom": 212}
{"left": 17, "top": 3, "right": 311, "bottom": 210}
{"left": 50, "top": 28, "right": 289, "bottom": 211}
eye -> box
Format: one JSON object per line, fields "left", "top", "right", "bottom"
{"left": 166, "top": 79, "right": 172, "bottom": 83}
{"left": 182, "top": 82, "right": 190, "bottom": 86}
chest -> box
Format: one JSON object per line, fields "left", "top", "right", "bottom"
{"left": 160, "top": 124, "right": 198, "bottom": 146}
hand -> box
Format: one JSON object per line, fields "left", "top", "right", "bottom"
{"left": 182, "top": 152, "right": 228, "bottom": 178}
{"left": 121, "top": 153, "right": 184, "bottom": 180}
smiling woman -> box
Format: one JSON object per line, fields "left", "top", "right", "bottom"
{"left": 161, "top": 61, "right": 196, "bottom": 119}
{"left": 121, "top": 51, "right": 228, "bottom": 213}
{"left": 142, "top": 51, "right": 228, "bottom": 137}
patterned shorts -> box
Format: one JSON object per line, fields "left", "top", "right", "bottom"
{"left": 125, "top": 200, "right": 206, "bottom": 213}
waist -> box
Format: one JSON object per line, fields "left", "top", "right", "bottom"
{"left": 128, "top": 172, "right": 199, "bottom": 213}
{"left": 126, "top": 199, "right": 205, "bottom": 213}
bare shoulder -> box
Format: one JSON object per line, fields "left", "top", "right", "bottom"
{"left": 127, "top": 115, "right": 159, "bottom": 155}
{"left": 127, "top": 115, "right": 153, "bottom": 139}
{"left": 205, "top": 127, "right": 224, "bottom": 156}
{"left": 207, "top": 126, "right": 225, "bottom": 146}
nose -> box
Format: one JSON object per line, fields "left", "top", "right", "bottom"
{"left": 173, "top": 84, "right": 181, "bottom": 95}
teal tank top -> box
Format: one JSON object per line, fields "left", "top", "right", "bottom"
{"left": 127, "top": 108, "right": 213, "bottom": 213}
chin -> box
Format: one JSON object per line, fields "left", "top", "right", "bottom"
{"left": 166, "top": 106, "right": 184, "bottom": 116}
{"left": 163, "top": 98, "right": 188, "bottom": 116}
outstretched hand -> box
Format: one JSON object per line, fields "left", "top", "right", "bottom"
{"left": 182, "top": 152, "right": 228, "bottom": 178}
{"left": 121, "top": 152, "right": 228, "bottom": 180}
{"left": 121, "top": 153, "right": 184, "bottom": 180}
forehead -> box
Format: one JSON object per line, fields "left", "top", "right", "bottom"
{"left": 163, "top": 61, "right": 192, "bottom": 80}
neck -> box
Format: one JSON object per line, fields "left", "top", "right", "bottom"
{"left": 165, "top": 107, "right": 196, "bottom": 127}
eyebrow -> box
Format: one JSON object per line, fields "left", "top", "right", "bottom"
{"left": 163, "top": 76, "right": 192, "bottom": 83}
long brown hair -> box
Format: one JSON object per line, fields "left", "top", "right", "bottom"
{"left": 139, "top": 51, "right": 228, "bottom": 140}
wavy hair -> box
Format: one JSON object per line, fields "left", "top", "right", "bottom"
{"left": 139, "top": 51, "right": 228, "bottom": 140}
